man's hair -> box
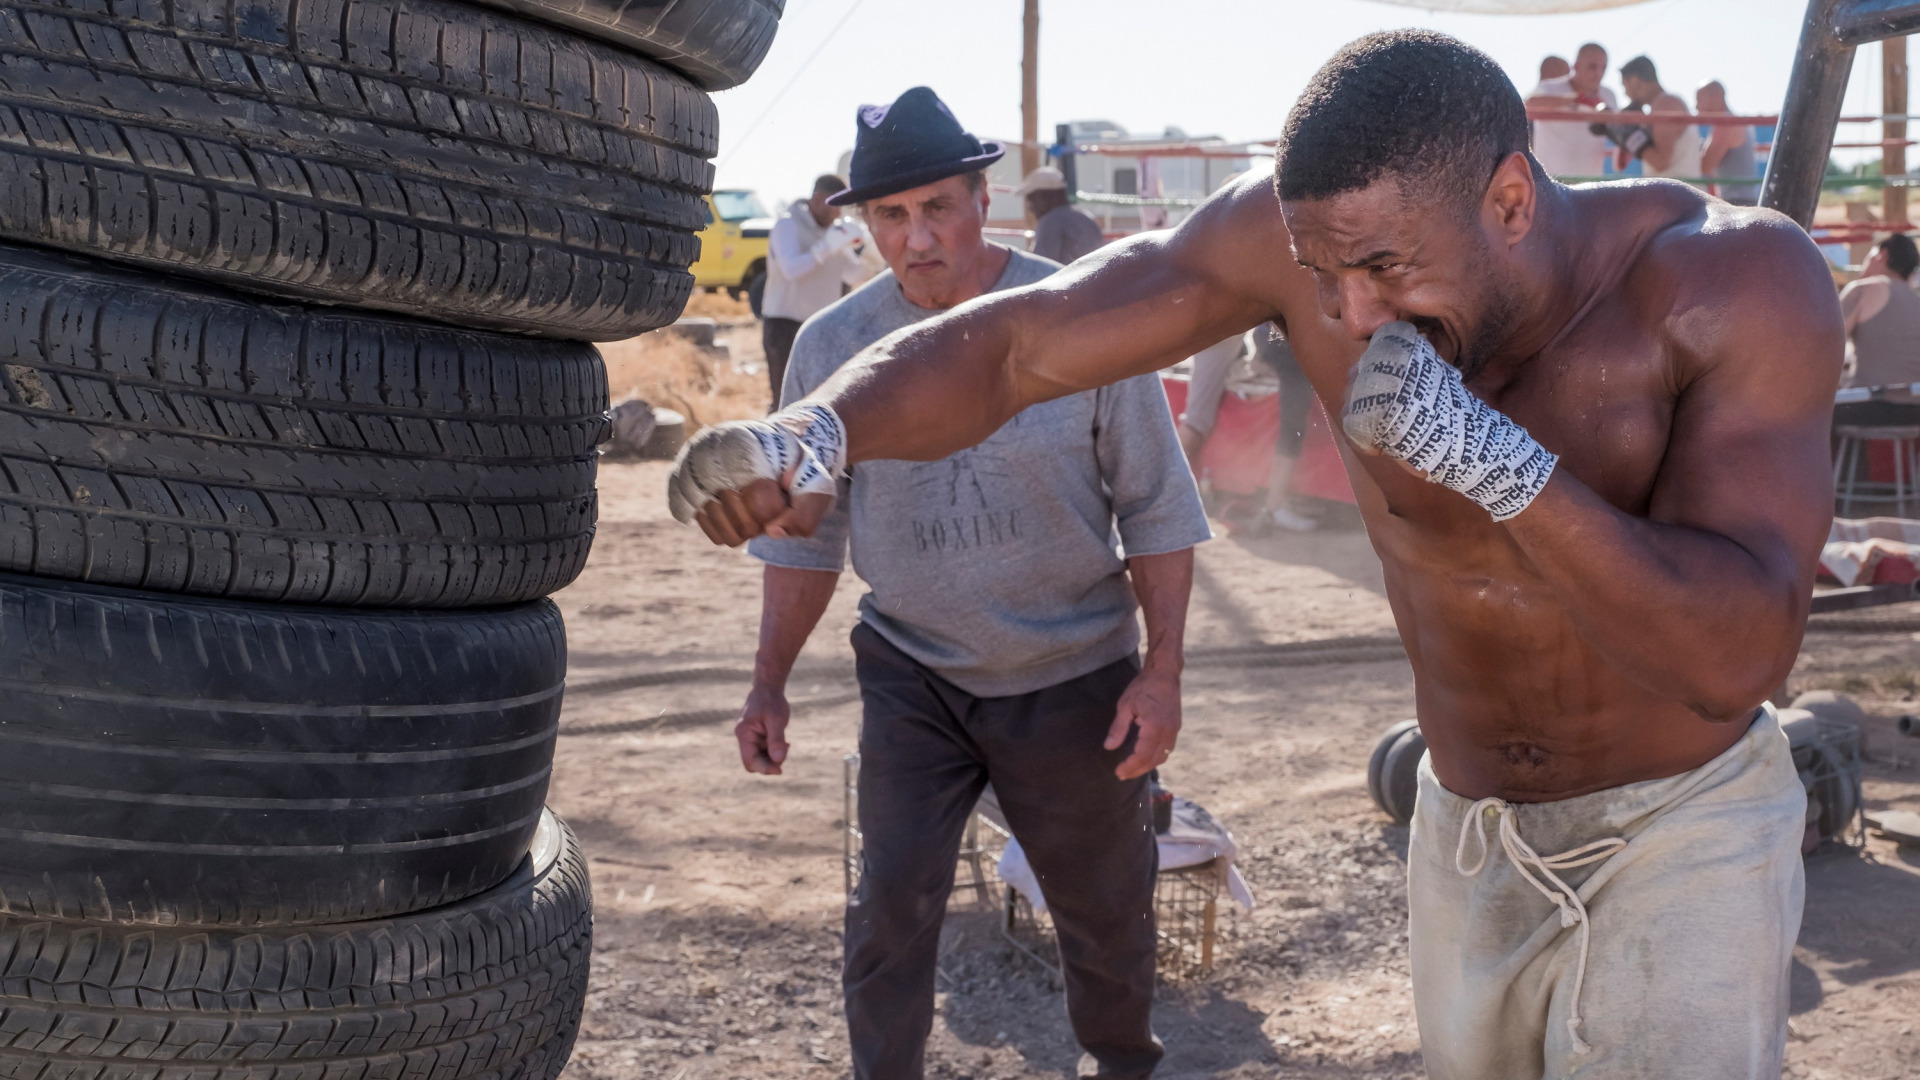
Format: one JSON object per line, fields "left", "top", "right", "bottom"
{"left": 1576, "top": 42, "right": 1606, "bottom": 60}
{"left": 1620, "top": 55, "right": 1658, "bottom": 84}
{"left": 1275, "top": 30, "right": 1533, "bottom": 212}
{"left": 856, "top": 170, "right": 989, "bottom": 214}
{"left": 1540, "top": 55, "right": 1568, "bottom": 79}
{"left": 812, "top": 173, "right": 846, "bottom": 195}
{"left": 1881, "top": 233, "right": 1919, "bottom": 279}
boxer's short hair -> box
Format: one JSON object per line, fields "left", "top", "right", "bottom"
{"left": 1881, "top": 233, "right": 1919, "bottom": 279}
{"left": 1276, "top": 30, "right": 1534, "bottom": 216}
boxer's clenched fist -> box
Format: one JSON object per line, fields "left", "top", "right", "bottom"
{"left": 667, "top": 402, "right": 847, "bottom": 544}
{"left": 1342, "top": 322, "right": 1558, "bottom": 522}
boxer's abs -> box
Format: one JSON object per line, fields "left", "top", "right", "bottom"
{"left": 1381, "top": 541, "right": 1752, "bottom": 803}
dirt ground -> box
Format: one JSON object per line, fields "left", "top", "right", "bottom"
{"left": 551, "top": 320, "right": 1920, "bottom": 1080}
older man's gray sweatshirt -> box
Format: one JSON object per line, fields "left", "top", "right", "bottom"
{"left": 748, "top": 247, "right": 1210, "bottom": 697}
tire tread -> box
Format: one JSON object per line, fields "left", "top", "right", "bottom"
{"left": 0, "top": 242, "right": 606, "bottom": 607}
{"left": 0, "top": 814, "right": 590, "bottom": 1078}
{"left": 0, "top": 0, "right": 717, "bottom": 337}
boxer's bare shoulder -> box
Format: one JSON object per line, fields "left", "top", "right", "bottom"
{"left": 1556, "top": 182, "right": 1841, "bottom": 521}
{"left": 1614, "top": 183, "right": 1841, "bottom": 379}
{"left": 1149, "top": 165, "right": 1307, "bottom": 314}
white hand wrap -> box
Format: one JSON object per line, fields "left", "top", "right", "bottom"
{"left": 1342, "top": 322, "right": 1558, "bottom": 522}
{"left": 666, "top": 402, "right": 848, "bottom": 524}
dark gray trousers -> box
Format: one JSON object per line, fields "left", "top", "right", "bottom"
{"left": 844, "top": 622, "right": 1162, "bottom": 1080}
{"left": 761, "top": 316, "right": 801, "bottom": 407}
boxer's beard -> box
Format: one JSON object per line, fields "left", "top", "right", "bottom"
{"left": 1413, "top": 264, "right": 1523, "bottom": 383}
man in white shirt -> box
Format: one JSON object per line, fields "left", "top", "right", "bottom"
{"left": 762, "top": 174, "right": 884, "bottom": 403}
{"left": 1526, "top": 42, "right": 1617, "bottom": 179}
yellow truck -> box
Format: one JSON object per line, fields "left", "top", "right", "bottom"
{"left": 690, "top": 189, "right": 773, "bottom": 314}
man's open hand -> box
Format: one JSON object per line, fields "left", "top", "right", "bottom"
{"left": 1106, "top": 664, "right": 1181, "bottom": 781}
{"left": 736, "top": 683, "right": 792, "bottom": 775}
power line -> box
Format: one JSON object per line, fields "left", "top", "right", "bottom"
{"left": 715, "top": 0, "right": 873, "bottom": 171}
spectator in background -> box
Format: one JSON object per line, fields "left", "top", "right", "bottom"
{"left": 1841, "top": 233, "right": 1920, "bottom": 389}
{"left": 1696, "top": 80, "right": 1760, "bottom": 205}
{"left": 1248, "top": 326, "right": 1318, "bottom": 534}
{"left": 1019, "top": 166, "right": 1106, "bottom": 264}
{"left": 1175, "top": 325, "right": 1317, "bottom": 533}
{"left": 1614, "top": 55, "right": 1703, "bottom": 180}
{"left": 1526, "top": 43, "right": 1616, "bottom": 178}
{"left": 762, "top": 173, "right": 883, "bottom": 404}
{"left": 1539, "top": 55, "right": 1570, "bottom": 81}
{"left": 1175, "top": 334, "right": 1244, "bottom": 466}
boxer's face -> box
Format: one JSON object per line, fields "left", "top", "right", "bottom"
{"left": 1285, "top": 177, "right": 1525, "bottom": 381}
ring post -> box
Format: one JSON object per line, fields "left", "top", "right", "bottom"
{"left": 1834, "top": 0, "right": 1920, "bottom": 44}
{"left": 1055, "top": 122, "right": 1077, "bottom": 201}
{"left": 1764, "top": 0, "right": 1859, "bottom": 226}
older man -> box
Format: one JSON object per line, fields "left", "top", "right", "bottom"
{"left": 730, "top": 87, "right": 1208, "bottom": 1080}
{"left": 673, "top": 32, "right": 1837, "bottom": 1080}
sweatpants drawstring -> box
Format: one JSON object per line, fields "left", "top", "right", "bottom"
{"left": 1456, "top": 797, "right": 1628, "bottom": 1056}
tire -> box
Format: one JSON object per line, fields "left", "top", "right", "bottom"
{"left": 0, "top": 809, "right": 591, "bottom": 1080}
{"left": 1366, "top": 718, "right": 1418, "bottom": 816}
{"left": 463, "top": 0, "right": 783, "bottom": 90}
{"left": 0, "top": 0, "right": 717, "bottom": 339}
{"left": 0, "top": 573, "right": 564, "bottom": 927}
{"left": 1782, "top": 711, "right": 1860, "bottom": 842}
{"left": 0, "top": 242, "right": 606, "bottom": 607}
{"left": 1381, "top": 726, "right": 1427, "bottom": 826}
{"left": 1367, "top": 721, "right": 1425, "bottom": 827}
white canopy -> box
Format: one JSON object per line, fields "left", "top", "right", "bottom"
{"left": 1364, "top": 0, "right": 1655, "bottom": 12}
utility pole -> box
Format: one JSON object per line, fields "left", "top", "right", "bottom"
{"left": 1021, "top": 0, "right": 1040, "bottom": 176}
{"left": 1886, "top": 35, "right": 1907, "bottom": 227}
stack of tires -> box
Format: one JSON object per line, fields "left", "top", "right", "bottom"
{"left": 0, "top": 0, "right": 776, "bottom": 1075}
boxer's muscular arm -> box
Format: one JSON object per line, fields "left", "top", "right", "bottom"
{"left": 1504, "top": 221, "right": 1843, "bottom": 721}
{"left": 806, "top": 174, "right": 1292, "bottom": 466}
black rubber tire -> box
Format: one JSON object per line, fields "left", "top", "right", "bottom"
{"left": 0, "top": 573, "right": 564, "bottom": 927}
{"left": 463, "top": 0, "right": 783, "bottom": 90}
{"left": 0, "top": 241, "right": 606, "bottom": 607}
{"left": 1366, "top": 718, "right": 1418, "bottom": 816}
{"left": 0, "top": 0, "right": 718, "bottom": 339}
{"left": 1368, "top": 722, "right": 1425, "bottom": 827}
{"left": 1782, "top": 713, "right": 1860, "bottom": 842}
{"left": 0, "top": 808, "right": 591, "bottom": 1079}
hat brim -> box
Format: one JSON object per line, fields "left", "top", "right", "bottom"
{"left": 826, "top": 142, "right": 1006, "bottom": 206}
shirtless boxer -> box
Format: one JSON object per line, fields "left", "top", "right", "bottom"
{"left": 670, "top": 31, "right": 1841, "bottom": 1079}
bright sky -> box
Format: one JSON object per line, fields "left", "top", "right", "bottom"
{"left": 709, "top": 0, "right": 1894, "bottom": 209}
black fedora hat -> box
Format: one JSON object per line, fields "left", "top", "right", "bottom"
{"left": 827, "top": 86, "right": 1005, "bottom": 206}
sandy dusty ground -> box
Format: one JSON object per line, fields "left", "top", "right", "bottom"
{"left": 549, "top": 329, "right": 1920, "bottom": 1079}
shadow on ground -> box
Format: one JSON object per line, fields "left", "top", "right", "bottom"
{"left": 935, "top": 911, "right": 1280, "bottom": 1079}
{"left": 1794, "top": 844, "right": 1920, "bottom": 1004}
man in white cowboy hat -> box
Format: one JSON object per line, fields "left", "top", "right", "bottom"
{"left": 724, "top": 85, "right": 1209, "bottom": 1080}
{"left": 1019, "top": 165, "right": 1106, "bottom": 264}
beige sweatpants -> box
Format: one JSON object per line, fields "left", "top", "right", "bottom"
{"left": 1408, "top": 708, "right": 1807, "bottom": 1080}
